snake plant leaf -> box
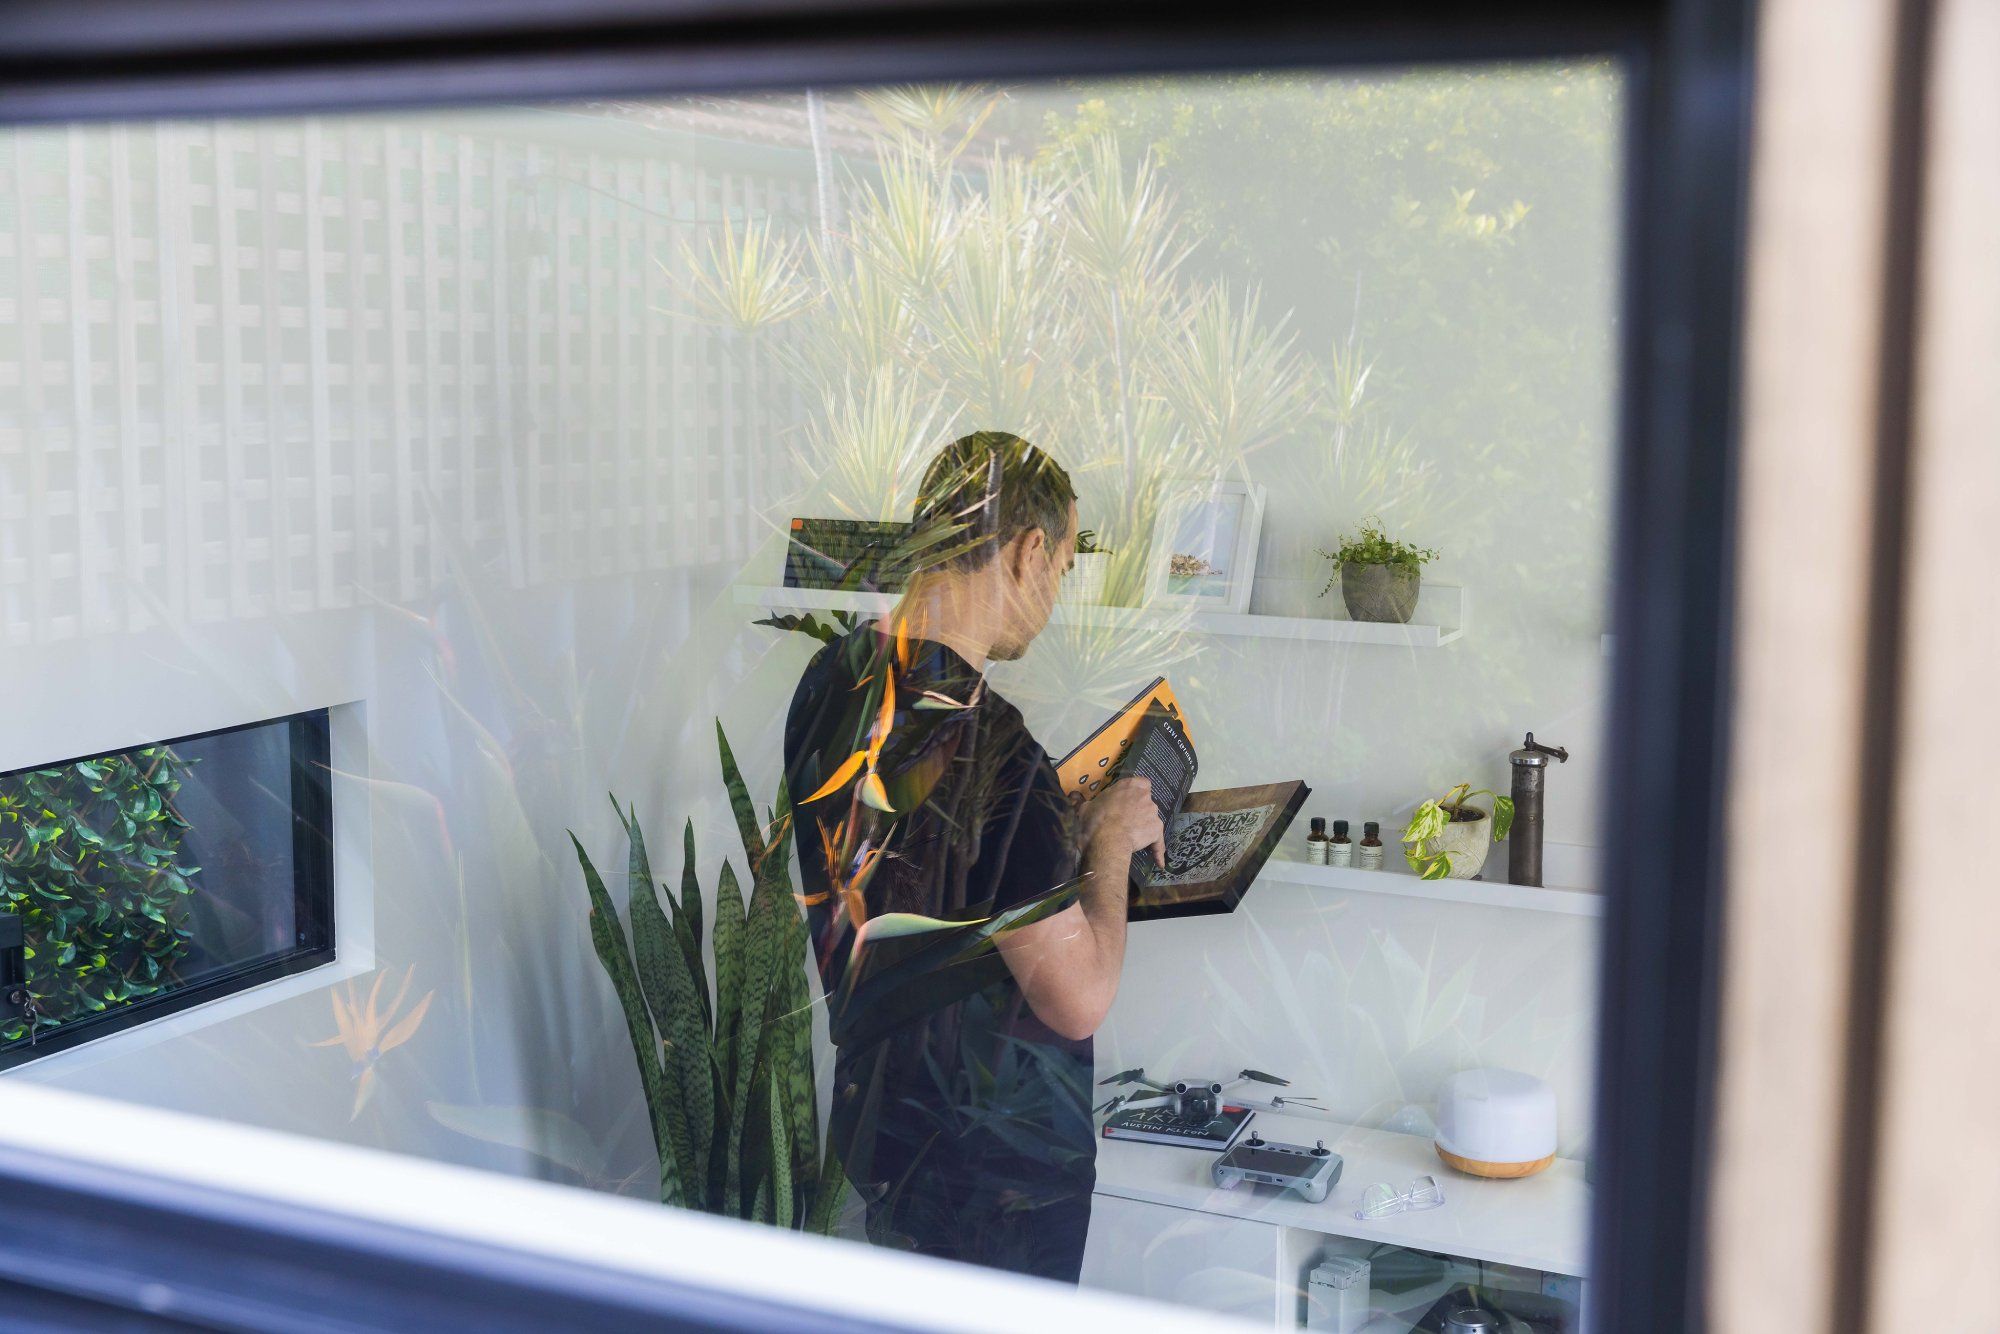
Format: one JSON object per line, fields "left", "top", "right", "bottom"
{"left": 571, "top": 832, "right": 684, "bottom": 1207}
{"left": 620, "top": 809, "right": 709, "bottom": 1194}
{"left": 728, "top": 976, "right": 784, "bottom": 1216}
{"left": 768, "top": 1062, "right": 795, "bottom": 1230}
{"left": 715, "top": 721, "right": 765, "bottom": 870}
{"left": 806, "top": 1136, "right": 849, "bottom": 1236}
{"left": 711, "top": 859, "right": 748, "bottom": 1086}
{"left": 828, "top": 878, "right": 1082, "bottom": 1052}
{"left": 774, "top": 864, "right": 819, "bottom": 1187}
{"left": 676, "top": 820, "right": 709, "bottom": 1030}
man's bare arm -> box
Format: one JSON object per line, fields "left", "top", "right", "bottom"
{"left": 994, "top": 777, "right": 1163, "bottom": 1041}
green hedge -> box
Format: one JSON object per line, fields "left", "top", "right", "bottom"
{"left": 0, "top": 746, "right": 199, "bottom": 1042}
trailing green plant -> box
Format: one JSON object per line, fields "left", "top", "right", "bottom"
{"left": 1317, "top": 517, "right": 1439, "bottom": 596}
{"left": 1400, "top": 782, "right": 1515, "bottom": 881}
{"left": 1074, "top": 529, "right": 1113, "bottom": 555}
{"left": 0, "top": 746, "right": 200, "bottom": 1043}
{"left": 570, "top": 723, "right": 844, "bottom": 1231}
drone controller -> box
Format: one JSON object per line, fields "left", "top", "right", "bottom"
{"left": 1210, "top": 1133, "right": 1345, "bottom": 1204}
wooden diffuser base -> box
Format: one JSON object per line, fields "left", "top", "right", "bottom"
{"left": 1435, "top": 1143, "right": 1556, "bottom": 1179}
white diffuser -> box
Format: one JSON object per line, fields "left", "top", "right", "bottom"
{"left": 1434, "top": 1067, "right": 1557, "bottom": 1179}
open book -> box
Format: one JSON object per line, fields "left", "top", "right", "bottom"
{"left": 1057, "top": 678, "right": 1309, "bottom": 921}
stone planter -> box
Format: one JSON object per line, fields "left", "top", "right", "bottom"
{"left": 1424, "top": 806, "right": 1492, "bottom": 879}
{"left": 1340, "top": 562, "right": 1421, "bottom": 624}
{"left": 1062, "top": 552, "right": 1111, "bottom": 605}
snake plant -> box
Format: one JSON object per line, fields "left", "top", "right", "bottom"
{"left": 571, "top": 722, "right": 844, "bottom": 1232}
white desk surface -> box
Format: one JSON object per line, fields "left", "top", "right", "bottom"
{"left": 1092, "top": 1109, "right": 1589, "bottom": 1278}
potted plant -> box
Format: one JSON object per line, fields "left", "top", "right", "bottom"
{"left": 1401, "top": 782, "right": 1515, "bottom": 880}
{"left": 1318, "top": 519, "right": 1437, "bottom": 624}
{"left": 1063, "top": 529, "right": 1114, "bottom": 605}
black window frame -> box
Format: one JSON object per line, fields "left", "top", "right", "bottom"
{"left": 0, "top": 2, "right": 1749, "bottom": 1330}
{"left": 0, "top": 708, "right": 337, "bottom": 1070}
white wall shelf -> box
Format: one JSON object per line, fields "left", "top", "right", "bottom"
{"left": 734, "top": 584, "right": 1466, "bottom": 647}
{"left": 1255, "top": 855, "right": 1604, "bottom": 918}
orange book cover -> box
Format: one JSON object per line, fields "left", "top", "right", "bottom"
{"left": 1053, "top": 676, "right": 1190, "bottom": 805}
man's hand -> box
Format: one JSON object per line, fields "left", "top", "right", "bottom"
{"left": 1081, "top": 775, "right": 1167, "bottom": 871}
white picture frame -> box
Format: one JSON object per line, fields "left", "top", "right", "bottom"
{"left": 1144, "top": 479, "right": 1266, "bottom": 614}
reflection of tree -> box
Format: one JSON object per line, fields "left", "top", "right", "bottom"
{"left": 1024, "top": 67, "right": 1622, "bottom": 768}
{"left": 684, "top": 88, "right": 1452, "bottom": 717}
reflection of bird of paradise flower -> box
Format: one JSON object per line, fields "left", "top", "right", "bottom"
{"left": 797, "top": 620, "right": 984, "bottom": 971}
{"left": 307, "top": 965, "right": 436, "bottom": 1119}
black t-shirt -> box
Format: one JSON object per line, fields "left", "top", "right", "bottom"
{"left": 784, "top": 623, "right": 1095, "bottom": 1214}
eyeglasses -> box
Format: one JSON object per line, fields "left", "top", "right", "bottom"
{"left": 1353, "top": 1174, "right": 1446, "bottom": 1220}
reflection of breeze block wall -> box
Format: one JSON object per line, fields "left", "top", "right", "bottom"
{"left": 0, "top": 115, "right": 833, "bottom": 645}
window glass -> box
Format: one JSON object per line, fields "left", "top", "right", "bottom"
{"left": 0, "top": 66, "right": 1619, "bottom": 1326}
{"left": 0, "top": 714, "right": 330, "bottom": 1058}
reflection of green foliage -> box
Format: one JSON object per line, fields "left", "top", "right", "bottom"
{"left": 1030, "top": 66, "right": 1619, "bottom": 590}
{"left": 0, "top": 746, "right": 199, "bottom": 1042}
{"left": 679, "top": 102, "right": 1318, "bottom": 586}
{"left": 570, "top": 723, "right": 845, "bottom": 1232}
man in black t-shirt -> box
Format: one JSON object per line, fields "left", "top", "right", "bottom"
{"left": 784, "top": 432, "right": 1163, "bottom": 1282}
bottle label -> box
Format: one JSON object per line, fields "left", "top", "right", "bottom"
{"left": 1328, "top": 844, "right": 1352, "bottom": 868}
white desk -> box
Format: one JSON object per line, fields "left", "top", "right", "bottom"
{"left": 1082, "top": 1110, "right": 1588, "bottom": 1328}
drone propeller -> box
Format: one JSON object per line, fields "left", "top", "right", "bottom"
{"left": 1098, "top": 1068, "right": 1148, "bottom": 1086}
{"left": 1240, "top": 1068, "right": 1292, "bottom": 1087}
{"left": 1094, "top": 1093, "right": 1129, "bottom": 1116}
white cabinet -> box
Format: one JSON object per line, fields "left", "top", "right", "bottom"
{"left": 1082, "top": 1194, "right": 1288, "bottom": 1327}
{"left": 1084, "top": 1112, "right": 1590, "bottom": 1329}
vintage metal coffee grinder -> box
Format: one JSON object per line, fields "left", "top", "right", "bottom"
{"left": 1507, "top": 733, "right": 1569, "bottom": 887}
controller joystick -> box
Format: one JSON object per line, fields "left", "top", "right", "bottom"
{"left": 1311, "top": 1140, "right": 1329, "bottom": 1157}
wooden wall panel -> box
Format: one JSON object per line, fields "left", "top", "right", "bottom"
{"left": 1707, "top": 0, "right": 1900, "bottom": 1328}
{"left": 1864, "top": 0, "right": 2000, "bottom": 1323}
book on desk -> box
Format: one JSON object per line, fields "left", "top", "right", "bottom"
{"left": 1057, "top": 676, "right": 1309, "bottom": 921}
{"left": 1100, "top": 1103, "right": 1255, "bottom": 1150}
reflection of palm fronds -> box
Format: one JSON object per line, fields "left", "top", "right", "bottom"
{"left": 792, "top": 243, "right": 917, "bottom": 397}
{"left": 849, "top": 138, "right": 962, "bottom": 295}
{"left": 916, "top": 156, "right": 1072, "bottom": 430}
{"left": 1273, "top": 335, "right": 1443, "bottom": 536}
{"left": 1159, "top": 283, "right": 1314, "bottom": 462}
{"left": 855, "top": 85, "right": 1000, "bottom": 161}
{"left": 1056, "top": 135, "right": 1193, "bottom": 299}
{"left": 799, "top": 366, "right": 959, "bottom": 521}
{"left": 671, "top": 216, "right": 816, "bottom": 332}
{"left": 993, "top": 609, "right": 1206, "bottom": 730}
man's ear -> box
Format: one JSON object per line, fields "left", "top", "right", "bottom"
{"left": 1003, "top": 527, "right": 1047, "bottom": 580}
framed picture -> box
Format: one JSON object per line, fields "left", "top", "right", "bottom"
{"left": 1145, "top": 480, "right": 1266, "bottom": 614}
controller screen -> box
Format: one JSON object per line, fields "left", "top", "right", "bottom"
{"left": 1230, "top": 1148, "right": 1317, "bottom": 1175}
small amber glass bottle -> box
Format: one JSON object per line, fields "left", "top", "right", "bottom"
{"left": 1306, "top": 817, "right": 1329, "bottom": 864}
{"left": 1358, "top": 820, "right": 1384, "bottom": 871}
{"left": 1328, "top": 819, "right": 1353, "bottom": 868}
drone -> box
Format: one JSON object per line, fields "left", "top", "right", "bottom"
{"left": 1095, "top": 1067, "right": 1327, "bottom": 1122}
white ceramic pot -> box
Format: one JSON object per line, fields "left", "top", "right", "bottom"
{"left": 1062, "top": 552, "right": 1111, "bottom": 605}
{"left": 1421, "top": 807, "right": 1491, "bottom": 879}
